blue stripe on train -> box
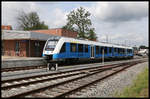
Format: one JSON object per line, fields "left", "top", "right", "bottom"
{"left": 53, "top": 53, "right": 133, "bottom": 59}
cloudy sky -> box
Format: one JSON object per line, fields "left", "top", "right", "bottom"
{"left": 2, "top": 1, "right": 149, "bottom": 47}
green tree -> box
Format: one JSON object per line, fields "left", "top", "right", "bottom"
{"left": 87, "top": 28, "right": 98, "bottom": 41}
{"left": 17, "top": 11, "right": 48, "bottom": 30}
{"left": 139, "top": 45, "right": 148, "bottom": 49}
{"left": 63, "top": 7, "right": 97, "bottom": 41}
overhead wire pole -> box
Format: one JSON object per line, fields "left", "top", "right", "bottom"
{"left": 102, "top": 48, "right": 104, "bottom": 65}
{"left": 106, "top": 34, "right": 108, "bottom": 43}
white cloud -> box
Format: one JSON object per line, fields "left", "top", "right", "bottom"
{"left": 48, "top": 8, "right": 68, "bottom": 28}
{"left": 85, "top": 2, "right": 149, "bottom": 47}
{"left": 2, "top": 2, "right": 39, "bottom": 29}
{"left": 95, "top": 16, "right": 148, "bottom": 47}
{"left": 89, "top": 2, "right": 148, "bottom": 23}
{"left": 2, "top": 2, "right": 68, "bottom": 29}
{"left": 2, "top": 2, "right": 148, "bottom": 47}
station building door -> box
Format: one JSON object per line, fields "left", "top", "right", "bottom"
{"left": 34, "top": 41, "right": 40, "bottom": 57}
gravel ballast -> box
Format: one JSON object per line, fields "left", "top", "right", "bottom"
{"left": 71, "top": 62, "right": 148, "bottom": 97}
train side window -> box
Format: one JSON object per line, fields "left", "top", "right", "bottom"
{"left": 96, "top": 46, "right": 99, "bottom": 54}
{"left": 129, "top": 49, "right": 131, "bottom": 53}
{"left": 60, "top": 43, "right": 66, "bottom": 53}
{"left": 70, "top": 43, "right": 77, "bottom": 52}
{"left": 104, "top": 47, "right": 107, "bottom": 54}
{"left": 100, "top": 46, "right": 104, "bottom": 54}
{"left": 120, "top": 48, "right": 122, "bottom": 54}
{"left": 129, "top": 49, "right": 132, "bottom": 53}
{"left": 127, "top": 49, "right": 129, "bottom": 53}
{"left": 118, "top": 48, "right": 120, "bottom": 54}
{"left": 123, "top": 49, "right": 125, "bottom": 54}
{"left": 109, "top": 47, "right": 112, "bottom": 53}
{"left": 125, "top": 49, "right": 127, "bottom": 54}
{"left": 85, "top": 45, "right": 88, "bottom": 53}
{"left": 114, "top": 48, "right": 117, "bottom": 52}
{"left": 78, "top": 44, "right": 83, "bottom": 52}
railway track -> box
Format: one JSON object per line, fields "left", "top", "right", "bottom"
{"left": 1, "top": 59, "right": 147, "bottom": 98}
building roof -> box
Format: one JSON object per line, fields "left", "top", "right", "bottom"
{"left": 30, "top": 28, "right": 77, "bottom": 32}
{"left": 2, "top": 30, "right": 60, "bottom": 41}
{"left": 2, "top": 30, "right": 132, "bottom": 49}
{"left": 31, "top": 28, "right": 78, "bottom": 37}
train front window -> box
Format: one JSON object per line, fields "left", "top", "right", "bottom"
{"left": 45, "top": 40, "right": 58, "bottom": 51}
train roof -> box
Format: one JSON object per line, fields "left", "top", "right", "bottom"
{"left": 56, "top": 37, "right": 133, "bottom": 49}
{"left": 47, "top": 36, "right": 132, "bottom": 49}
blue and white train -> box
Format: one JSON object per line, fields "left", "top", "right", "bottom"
{"left": 42, "top": 36, "right": 134, "bottom": 63}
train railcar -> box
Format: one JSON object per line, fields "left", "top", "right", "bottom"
{"left": 42, "top": 36, "right": 134, "bottom": 63}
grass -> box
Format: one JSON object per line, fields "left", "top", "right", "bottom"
{"left": 115, "top": 67, "right": 149, "bottom": 98}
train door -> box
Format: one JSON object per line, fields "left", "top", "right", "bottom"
{"left": 90, "top": 45, "right": 95, "bottom": 58}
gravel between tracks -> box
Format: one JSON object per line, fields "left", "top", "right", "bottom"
{"left": 70, "top": 62, "right": 148, "bottom": 97}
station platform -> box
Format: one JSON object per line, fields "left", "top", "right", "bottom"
{"left": 2, "top": 56, "right": 46, "bottom": 69}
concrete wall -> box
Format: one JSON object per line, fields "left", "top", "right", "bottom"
{"left": 3, "top": 40, "right": 27, "bottom": 57}
{"left": 61, "top": 29, "right": 78, "bottom": 38}
{"left": 2, "top": 58, "right": 46, "bottom": 69}
{"left": 2, "top": 40, "right": 46, "bottom": 57}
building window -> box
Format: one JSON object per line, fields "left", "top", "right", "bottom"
{"left": 15, "top": 41, "right": 20, "bottom": 53}
{"left": 35, "top": 42, "right": 40, "bottom": 46}
{"left": 96, "top": 46, "right": 100, "bottom": 54}
{"left": 85, "top": 45, "right": 88, "bottom": 53}
{"left": 78, "top": 44, "right": 83, "bottom": 52}
{"left": 60, "top": 43, "right": 66, "bottom": 53}
{"left": 70, "top": 43, "right": 77, "bottom": 52}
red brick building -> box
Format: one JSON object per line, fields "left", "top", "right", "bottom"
{"left": 2, "top": 29, "right": 78, "bottom": 57}
{"left": 2, "top": 25, "right": 12, "bottom": 30}
{"left": 32, "top": 28, "right": 78, "bottom": 38}
{"left": 2, "top": 30, "right": 49, "bottom": 57}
